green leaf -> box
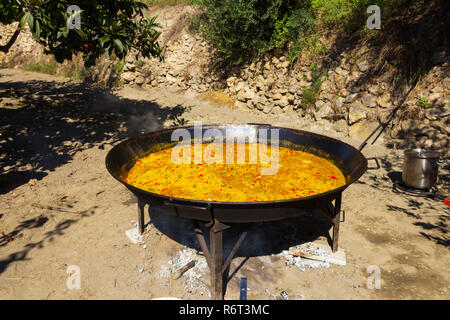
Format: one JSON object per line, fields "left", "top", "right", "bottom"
{"left": 58, "top": 27, "right": 69, "bottom": 39}
{"left": 33, "top": 20, "right": 40, "bottom": 39}
{"left": 99, "top": 36, "right": 110, "bottom": 47}
{"left": 75, "top": 28, "right": 87, "bottom": 40}
{"left": 113, "top": 39, "right": 124, "bottom": 53}
{"left": 19, "top": 13, "right": 27, "bottom": 29}
{"left": 26, "top": 12, "right": 34, "bottom": 30}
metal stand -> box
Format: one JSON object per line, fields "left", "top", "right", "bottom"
{"left": 138, "top": 198, "right": 146, "bottom": 234}
{"left": 194, "top": 218, "right": 248, "bottom": 300}
{"left": 326, "top": 192, "right": 342, "bottom": 252}
{"left": 135, "top": 194, "right": 343, "bottom": 299}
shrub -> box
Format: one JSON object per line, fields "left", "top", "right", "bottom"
{"left": 301, "top": 69, "right": 327, "bottom": 108}
{"left": 417, "top": 96, "right": 430, "bottom": 109}
{"left": 310, "top": 0, "right": 408, "bottom": 31}
{"left": 192, "top": 0, "right": 316, "bottom": 66}
{"left": 25, "top": 62, "right": 58, "bottom": 75}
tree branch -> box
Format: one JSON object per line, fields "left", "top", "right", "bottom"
{"left": 0, "top": 27, "right": 21, "bottom": 53}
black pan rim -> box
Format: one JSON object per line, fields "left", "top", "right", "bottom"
{"left": 105, "top": 123, "right": 368, "bottom": 207}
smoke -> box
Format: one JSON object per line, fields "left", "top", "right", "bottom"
{"left": 90, "top": 91, "right": 163, "bottom": 136}
{"left": 126, "top": 112, "right": 162, "bottom": 136}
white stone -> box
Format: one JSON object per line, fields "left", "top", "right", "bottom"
{"left": 348, "top": 101, "right": 367, "bottom": 124}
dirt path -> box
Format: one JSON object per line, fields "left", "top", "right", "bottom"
{"left": 0, "top": 69, "right": 449, "bottom": 300}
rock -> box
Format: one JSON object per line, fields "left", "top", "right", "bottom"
{"left": 429, "top": 92, "right": 444, "bottom": 106}
{"left": 252, "top": 94, "right": 268, "bottom": 109}
{"left": 357, "top": 60, "right": 370, "bottom": 72}
{"left": 265, "top": 76, "right": 275, "bottom": 88}
{"left": 335, "top": 67, "right": 348, "bottom": 77}
{"left": 333, "top": 74, "right": 345, "bottom": 89}
{"left": 389, "top": 125, "right": 402, "bottom": 138}
{"left": 166, "top": 74, "right": 177, "bottom": 83}
{"left": 121, "top": 72, "right": 135, "bottom": 82}
{"left": 348, "top": 101, "right": 367, "bottom": 124}
{"left": 293, "top": 98, "right": 302, "bottom": 110}
{"left": 361, "top": 93, "right": 377, "bottom": 108}
{"left": 255, "top": 102, "right": 265, "bottom": 111}
{"left": 432, "top": 133, "right": 449, "bottom": 149}
{"left": 315, "top": 100, "right": 326, "bottom": 109}
{"left": 263, "top": 104, "right": 273, "bottom": 114}
{"left": 431, "top": 120, "right": 449, "bottom": 134}
{"left": 320, "top": 92, "right": 334, "bottom": 102}
{"left": 287, "top": 94, "right": 295, "bottom": 104}
{"left": 344, "top": 93, "right": 359, "bottom": 104}
{"left": 349, "top": 121, "right": 379, "bottom": 141}
{"left": 244, "top": 88, "right": 256, "bottom": 100}
{"left": 305, "top": 72, "right": 312, "bottom": 82}
{"left": 424, "top": 139, "right": 433, "bottom": 148}
{"left": 272, "top": 93, "right": 282, "bottom": 100}
{"left": 379, "top": 70, "right": 394, "bottom": 83}
{"left": 314, "top": 103, "right": 334, "bottom": 120}
{"left": 277, "top": 97, "right": 289, "bottom": 108}
{"left": 236, "top": 87, "right": 255, "bottom": 102}
{"left": 336, "top": 97, "right": 344, "bottom": 108}
{"left": 424, "top": 105, "right": 450, "bottom": 120}
{"left": 289, "top": 85, "right": 301, "bottom": 95}
{"left": 135, "top": 76, "right": 145, "bottom": 85}
{"left": 169, "top": 69, "right": 179, "bottom": 77}
{"left": 281, "top": 61, "right": 290, "bottom": 68}
{"left": 334, "top": 119, "right": 348, "bottom": 134}
{"left": 234, "top": 100, "right": 247, "bottom": 109}
{"left": 254, "top": 75, "right": 265, "bottom": 90}
{"left": 279, "top": 88, "right": 288, "bottom": 95}
{"left": 431, "top": 51, "right": 447, "bottom": 65}
{"left": 299, "top": 80, "right": 311, "bottom": 87}
{"left": 348, "top": 84, "right": 361, "bottom": 93}
{"left": 319, "top": 80, "right": 329, "bottom": 93}
{"left": 236, "top": 90, "right": 248, "bottom": 102}
{"left": 124, "top": 63, "right": 135, "bottom": 72}
{"left": 377, "top": 94, "right": 392, "bottom": 108}
{"left": 400, "top": 119, "right": 418, "bottom": 132}
{"left": 339, "top": 89, "right": 350, "bottom": 97}
{"left": 126, "top": 55, "right": 134, "bottom": 64}
{"left": 368, "top": 86, "right": 381, "bottom": 96}
{"left": 271, "top": 106, "right": 283, "bottom": 114}
{"left": 234, "top": 81, "right": 245, "bottom": 93}
{"left": 431, "top": 86, "right": 443, "bottom": 93}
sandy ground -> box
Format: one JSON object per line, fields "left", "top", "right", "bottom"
{"left": 0, "top": 69, "right": 449, "bottom": 300}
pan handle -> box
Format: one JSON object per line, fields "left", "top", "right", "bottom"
{"left": 163, "top": 200, "right": 211, "bottom": 211}
{"left": 366, "top": 157, "right": 381, "bottom": 170}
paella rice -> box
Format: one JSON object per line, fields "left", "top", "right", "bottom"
{"left": 125, "top": 143, "right": 346, "bottom": 202}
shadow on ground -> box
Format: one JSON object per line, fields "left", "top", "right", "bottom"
{"left": 0, "top": 204, "right": 98, "bottom": 274}
{"left": 0, "top": 76, "right": 188, "bottom": 194}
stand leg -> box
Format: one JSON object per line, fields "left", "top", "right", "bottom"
{"left": 332, "top": 193, "right": 342, "bottom": 253}
{"left": 194, "top": 219, "right": 248, "bottom": 300}
{"left": 138, "top": 198, "right": 146, "bottom": 235}
{"left": 210, "top": 226, "right": 224, "bottom": 300}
